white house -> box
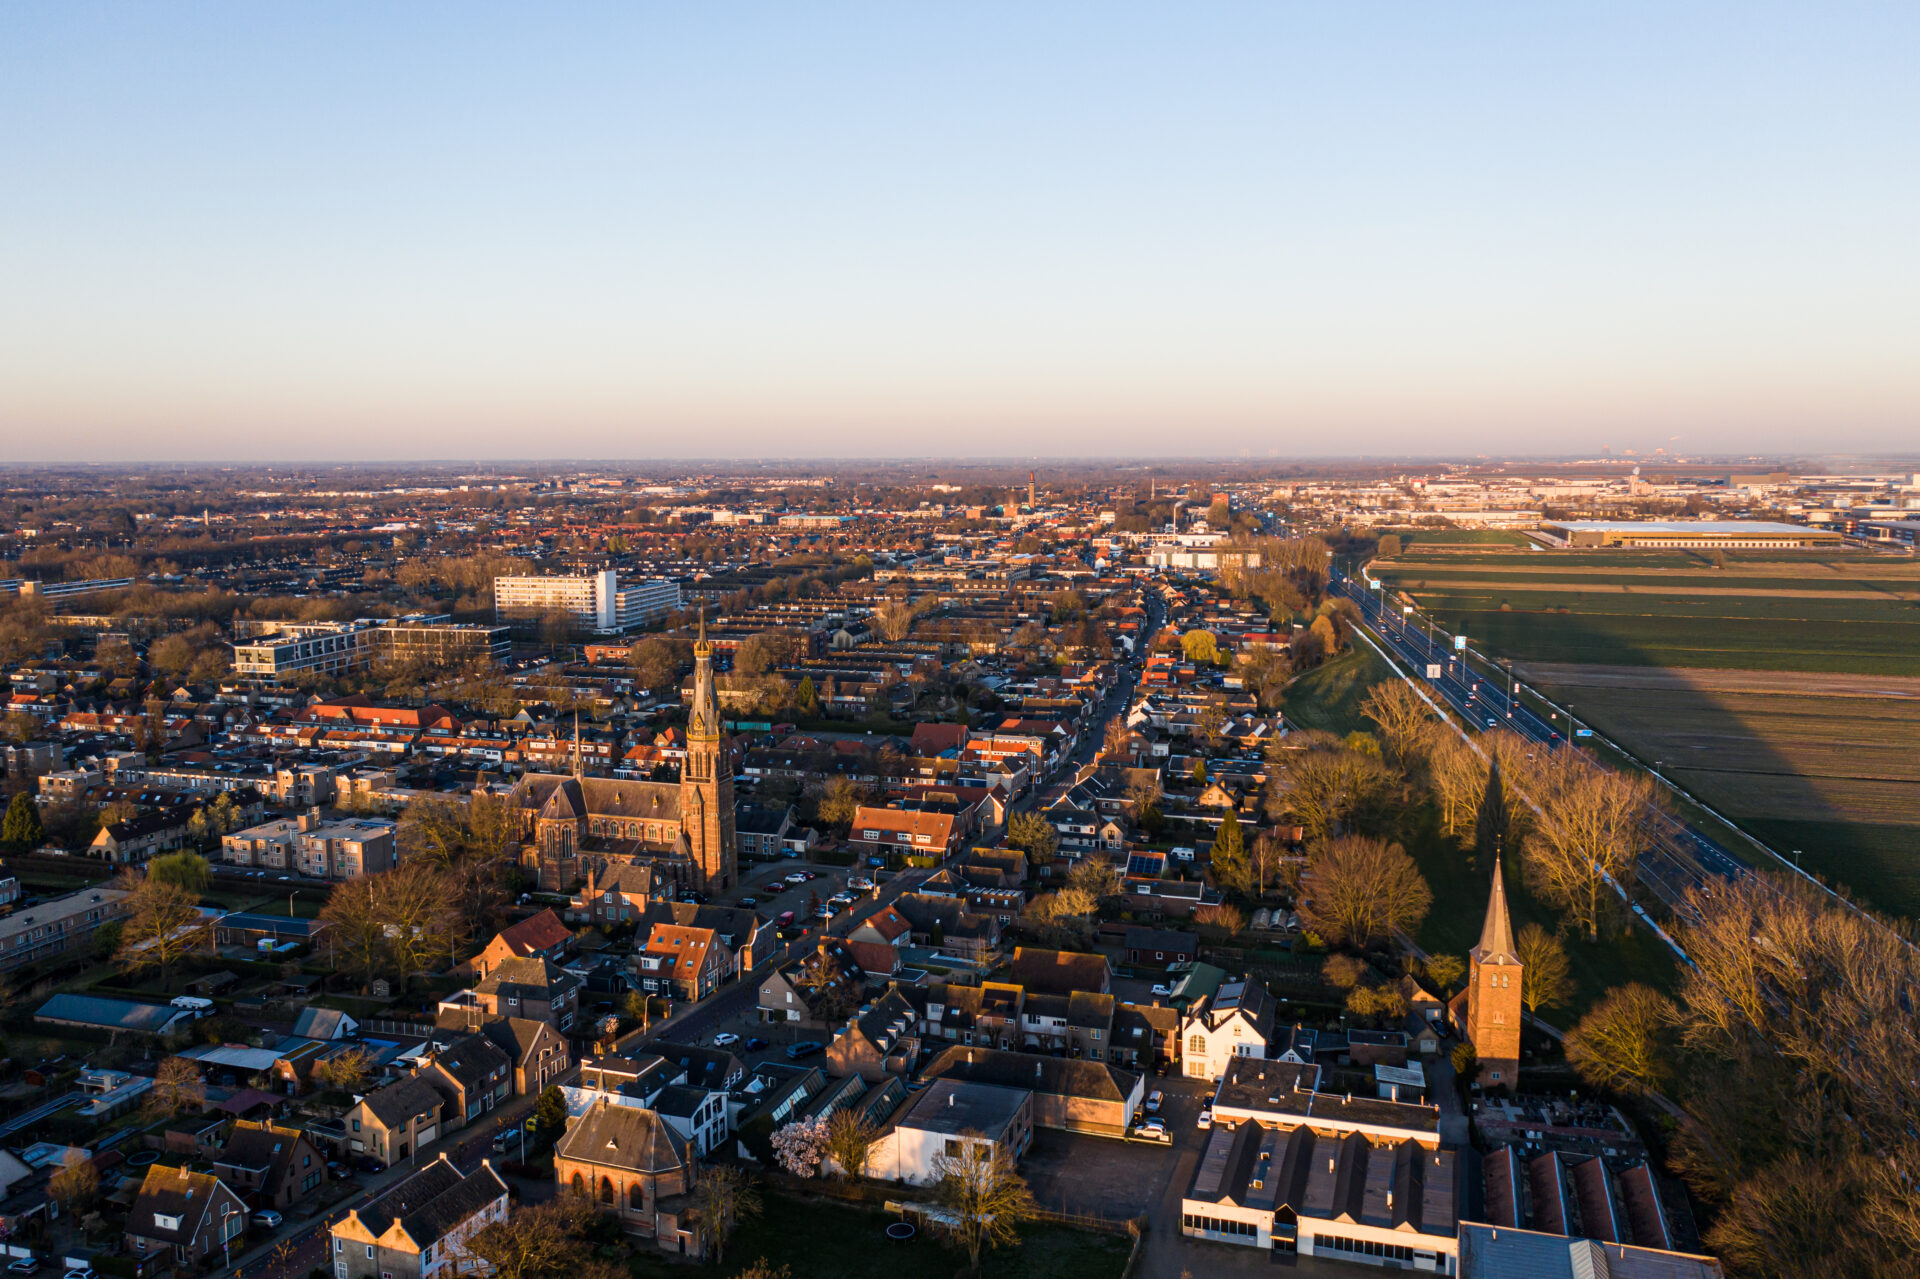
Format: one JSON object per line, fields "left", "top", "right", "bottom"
{"left": 1180, "top": 976, "right": 1275, "bottom": 1080}
{"left": 868, "top": 1079, "right": 1034, "bottom": 1185}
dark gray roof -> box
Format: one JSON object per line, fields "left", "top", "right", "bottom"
{"left": 554, "top": 1099, "right": 688, "bottom": 1175}
{"left": 921, "top": 1044, "right": 1139, "bottom": 1106}
{"left": 357, "top": 1075, "right": 443, "bottom": 1128}
{"left": 354, "top": 1155, "right": 508, "bottom": 1248}
{"left": 128, "top": 1165, "right": 239, "bottom": 1243}
{"left": 899, "top": 1079, "right": 1029, "bottom": 1139}
{"left": 1457, "top": 1223, "right": 1725, "bottom": 1279}
{"left": 36, "top": 993, "right": 186, "bottom": 1033}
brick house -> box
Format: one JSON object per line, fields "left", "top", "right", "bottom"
{"left": 330, "top": 1154, "right": 508, "bottom": 1279}
{"left": 636, "top": 924, "right": 724, "bottom": 1003}
{"left": 470, "top": 909, "right": 574, "bottom": 978}
{"left": 212, "top": 1120, "right": 325, "bottom": 1210}
{"left": 124, "top": 1165, "right": 248, "bottom": 1267}
{"left": 480, "top": 1017, "right": 572, "bottom": 1095}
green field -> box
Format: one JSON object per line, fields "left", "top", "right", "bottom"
{"left": 1282, "top": 644, "right": 1395, "bottom": 736}
{"left": 626, "top": 1194, "right": 1130, "bottom": 1279}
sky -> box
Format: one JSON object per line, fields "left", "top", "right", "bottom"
{"left": 2, "top": 3, "right": 1916, "bottom": 462}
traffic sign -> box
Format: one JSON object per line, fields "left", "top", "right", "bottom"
{"left": 1453, "top": 634, "right": 1467, "bottom": 652}
{"left": 1425, "top": 664, "right": 1441, "bottom": 679}
{"left": 1574, "top": 728, "right": 1594, "bottom": 738}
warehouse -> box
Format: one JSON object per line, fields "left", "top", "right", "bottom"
{"left": 1541, "top": 520, "right": 1841, "bottom": 549}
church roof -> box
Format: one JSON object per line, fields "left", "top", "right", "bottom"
{"left": 519, "top": 774, "right": 682, "bottom": 823}
{"left": 1471, "top": 857, "right": 1520, "bottom": 966}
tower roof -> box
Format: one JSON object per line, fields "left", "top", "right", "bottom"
{"left": 687, "top": 606, "right": 720, "bottom": 741}
{"left": 1471, "top": 856, "right": 1520, "bottom": 966}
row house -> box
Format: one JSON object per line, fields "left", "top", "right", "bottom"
{"left": 888, "top": 891, "right": 1003, "bottom": 960}
{"left": 331, "top": 1155, "right": 509, "bottom": 1279}
{"left": 418, "top": 1035, "right": 513, "bottom": 1132}
{"left": 213, "top": 1120, "right": 325, "bottom": 1210}
{"left": 849, "top": 805, "right": 963, "bottom": 860}
{"left": 469, "top": 908, "right": 575, "bottom": 978}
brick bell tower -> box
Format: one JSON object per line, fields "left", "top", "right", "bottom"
{"left": 1463, "top": 855, "right": 1524, "bottom": 1089}
{"left": 680, "top": 609, "right": 737, "bottom": 892}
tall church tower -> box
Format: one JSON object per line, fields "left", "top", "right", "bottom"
{"left": 1463, "top": 856, "right": 1524, "bottom": 1089}
{"left": 680, "top": 610, "right": 737, "bottom": 892}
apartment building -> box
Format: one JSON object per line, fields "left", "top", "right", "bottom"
{"left": 233, "top": 617, "right": 508, "bottom": 681}
{"left": 493, "top": 570, "right": 680, "bottom": 634}
{"left": 0, "top": 887, "right": 131, "bottom": 972}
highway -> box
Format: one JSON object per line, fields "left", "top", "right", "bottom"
{"left": 1331, "top": 570, "right": 1745, "bottom": 923}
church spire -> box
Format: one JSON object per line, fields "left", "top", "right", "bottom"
{"left": 571, "top": 710, "right": 582, "bottom": 779}
{"left": 688, "top": 605, "right": 719, "bottom": 742}
{"left": 1472, "top": 855, "right": 1520, "bottom": 965}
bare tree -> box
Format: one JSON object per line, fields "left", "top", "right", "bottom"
{"left": 115, "top": 876, "right": 211, "bottom": 989}
{"left": 313, "top": 1046, "right": 377, "bottom": 1093}
{"left": 930, "top": 1134, "right": 1037, "bottom": 1274}
{"left": 144, "top": 1056, "right": 207, "bottom": 1120}
{"left": 1298, "top": 835, "right": 1432, "bottom": 949}
{"left": 1422, "top": 953, "right": 1465, "bottom": 993}
{"left": 1426, "top": 736, "right": 1489, "bottom": 842}
{"left": 454, "top": 1195, "right": 624, "bottom": 1279}
{"left": 695, "top": 1164, "right": 761, "bottom": 1267}
{"left": 49, "top": 1149, "right": 98, "bottom": 1217}
{"left": 1523, "top": 753, "right": 1657, "bottom": 941}
{"left": 1563, "top": 982, "right": 1679, "bottom": 1096}
{"left": 825, "top": 1109, "right": 877, "bottom": 1181}
{"left": 1359, "top": 680, "right": 1436, "bottom": 775}
{"left": 1263, "top": 733, "right": 1397, "bottom": 842}
{"left": 320, "top": 876, "right": 389, "bottom": 989}
{"left": 1515, "top": 923, "right": 1572, "bottom": 1013}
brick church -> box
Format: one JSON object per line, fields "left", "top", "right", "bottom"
{"left": 513, "top": 615, "right": 737, "bottom": 896}
{"left": 1450, "top": 856, "right": 1524, "bottom": 1089}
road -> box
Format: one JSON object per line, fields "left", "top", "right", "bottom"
{"left": 1333, "top": 570, "right": 1744, "bottom": 922}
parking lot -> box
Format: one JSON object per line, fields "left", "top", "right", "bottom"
{"left": 1021, "top": 1073, "right": 1214, "bottom": 1220}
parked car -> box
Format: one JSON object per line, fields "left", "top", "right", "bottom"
{"left": 1145, "top": 1090, "right": 1163, "bottom": 1114}
{"left": 1197, "top": 1108, "right": 1214, "bottom": 1129}
{"left": 1136, "top": 1118, "right": 1168, "bottom": 1140}
{"left": 785, "top": 873, "right": 808, "bottom": 885}
{"left": 8, "top": 1259, "right": 40, "bottom": 1275}
{"left": 1150, "top": 983, "right": 1172, "bottom": 998}
{"left": 327, "top": 1161, "right": 352, "bottom": 1179}
{"left": 713, "top": 1032, "right": 740, "bottom": 1048}
{"left": 738, "top": 897, "right": 757, "bottom": 908}
{"left": 62, "top": 1269, "right": 95, "bottom": 1279}
{"left": 253, "top": 1210, "right": 283, "bottom": 1229}
{"left": 745, "top": 1037, "right": 768, "bottom": 1052}
{"left": 848, "top": 877, "right": 874, "bottom": 890}
{"left": 785, "top": 1040, "right": 824, "bottom": 1060}
{"left": 356, "top": 1155, "right": 383, "bottom": 1174}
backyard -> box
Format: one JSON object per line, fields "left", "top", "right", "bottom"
{"left": 624, "top": 1192, "right": 1132, "bottom": 1279}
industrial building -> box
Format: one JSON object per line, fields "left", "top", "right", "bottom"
{"left": 1540, "top": 520, "right": 1841, "bottom": 549}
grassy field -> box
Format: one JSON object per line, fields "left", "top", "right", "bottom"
{"left": 1281, "top": 644, "right": 1395, "bottom": 736}
{"left": 625, "top": 1194, "right": 1131, "bottom": 1279}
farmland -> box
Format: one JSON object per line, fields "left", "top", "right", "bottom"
{"left": 1371, "top": 543, "right": 1920, "bottom": 916}
{"left": 1518, "top": 664, "right": 1920, "bottom": 917}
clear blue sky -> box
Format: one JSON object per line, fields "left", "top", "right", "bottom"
{"left": 2, "top": 3, "right": 1915, "bottom": 461}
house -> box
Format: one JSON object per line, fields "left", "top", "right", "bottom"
{"left": 571, "top": 863, "right": 654, "bottom": 927}
{"left": 1110, "top": 1001, "right": 1181, "bottom": 1071}
{"left": 470, "top": 908, "right": 575, "bottom": 978}
{"left": 735, "top": 804, "right": 796, "bottom": 861}
{"left": 480, "top": 1017, "right": 572, "bottom": 1095}
{"left": 213, "top": 1120, "right": 325, "bottom": 1210}
{"left": 920, "top": 1045, "right": 1143, "bottom": 1138}
{"left": 868, "top": 1079, "right": 1034, "bottom": 1185}
{"left": 439, "top": 956, "right": 582, "bottom": 1034}
{"left": 553, "top": 1100, "right": 702, "bottom": 1257}
{"left": 650, "top": 1083, "right": 730, "bottom": 1158}
{"left": 841, "top": 904, "right": 912, "bottom": 976}
{"left": 1008, "top": 946, "right": 1111, "bottom": 996}
{"left": 890, "top": 892, "right": 1001, "bottom": 959}
{"left": 342, "top": 1076, "right": 445, "bottom": 1167}
{"left": 418, "top": 1035, "right": 513, "bottom": 1132}
{"left": 123, "top": 1165, "right": 249, "bottom": 1267}
{"left": 632, "top": 901, "right": 769, "bottom": 980}
{"left": 1125, "top": 926, "right": 1198, "bottom": 969}
{"left": 635, "top": 923, "right": 725, "bottom": 1003}
{"left": 757, "top": 941, "right": 865, "bottom": 1028}
{"left": 331, "top": 1154, "right": 509, "bottom": 1279}
{"left": 849, "top": 805, "right": 963, "bottom": 860}
{"left": 1181, "top": 976, "right": 1276, "bottom": 1080}
{"left": 90, "top": 807, "right": 193, "bottom": 863}
{"left": 825, "top": 988, "right": 922, "bottom": 1083}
